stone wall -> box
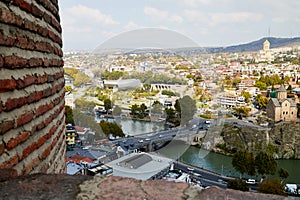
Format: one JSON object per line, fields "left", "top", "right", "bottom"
{"left": 0, "top": 0, "right": 65, "bottom": 174}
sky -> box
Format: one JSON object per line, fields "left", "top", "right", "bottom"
{"left": 58, "top": 0, "right": 300, "bottom": 51}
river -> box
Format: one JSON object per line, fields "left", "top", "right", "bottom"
{"left": 96, "top": 116, "right": 300, "bottom": 183}
{"left": 158, "top": 141, "right": 300, "bottom": 184}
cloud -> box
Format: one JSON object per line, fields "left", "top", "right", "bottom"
{"left": 209, "top": 12, "right": 263, "bottom": 25}
{"left": 123, "top": 21, "right": 141, "bottom": 30}
{"left": 183, "top": 9, "right": 262, "bottom": 26}
{"left": 144, "top": 6, "right": 183, "bottom": 24}
{"left": 62, "top": 5, "right": 118, "bottom": 26}
{"left": 144, "top": 6, "right": 168, "bottom": 19}
{"left": 169, "top": 15, "right": 184, "bottom": 23}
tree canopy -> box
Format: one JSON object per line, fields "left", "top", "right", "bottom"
{"left": 232, "top": 150, "right": 256, "bottom": 178}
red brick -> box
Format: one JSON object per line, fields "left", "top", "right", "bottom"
{"left": 4, "top": 55, "right": 27, "bottom": 68}
{"left": 17, "top": 111, "right": 34, "bottom": 127}
{"left": 37, "top": 74, "right": 48, "bottom": 84}
{"left": 22, "top": 156, "right": 40, "bottom": 175}
{"left": 28, "top": 91, "right": 43, "bottom": 103}
{"left": 36, "top": 104, "right": 49, "bottom": 117}
{"left": 0, "top": 153, "right": 19, "bottom": 168}
{"left": 31, "top": 5, "right": 43, "bottom": 18}
{"left": 0, "top": 120, "right": 15, "bottom": 135}
{"left": 0, "top": 79, "right": 17, "bottom": 92}
{"left": 6, "top": 131, "right": 30, "bottom": 150}
{"left": 12, "top": 0, "right": 32, "bottom": 13}
{"left": 16, "top": 75, "right": 36, "bottom": 89}
{"left": 40, "top": 145, "right": 51, "bottom": 160}
{"left": 28, "top": 58, "right": 43, "bottom": 67}
{"left": 0, "top": 56, "right": 3, "bottom": 68}
{"left": 5, "top": 97, "right": 27, "bottom": 111}
{"left": 0, "top": 143, "right": 4, "bottom": 156}
{"left": 22, "top": 143, "right": 38, "bottom": 160}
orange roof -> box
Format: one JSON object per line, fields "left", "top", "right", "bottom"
{"left": 66, "top": 154, "right": 94, "bottom": 164}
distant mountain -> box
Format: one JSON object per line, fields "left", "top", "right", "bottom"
{"left": 215, "top": 37, "right": 300, "bottom": 53}
{"left": 92, "top": 37, "right": 300, "bottom": 55}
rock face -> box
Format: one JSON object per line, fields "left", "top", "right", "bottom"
{"left": 0, "top": 170, "right": 293, "bottom": 200}
{"left": 217, "top": 122, "right": 300, "bottom": 159}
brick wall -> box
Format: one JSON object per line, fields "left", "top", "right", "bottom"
{"left": 0, "top": 0, "right": 65, "bottom": 175}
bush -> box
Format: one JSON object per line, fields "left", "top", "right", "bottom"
{"left": 257, "top": 178, "right": 286, "bottom": 196}
{"left": 227, "top": 179, "right": 249, "bottom": 191}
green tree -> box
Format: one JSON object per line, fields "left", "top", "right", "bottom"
{"left": 255, "top": 151, "right": 277, "bottom": 180}
{"left": 99, "top": 120, "right": 124, "bottom": 138}
{"left": 255, "top": 94, "right": 268, "bottom": 109}
{"left": 232, "top": 150, "right": 256, "bottom": 179}
{"left": 104, "top": 99, "right": 112, "bottom": 113}
{"left": 278, "top": 168, "right": 289, "bottom": 182}
{"left": 178, "top": 95, "right": 197, "bottom": 125}
{"left": 254, "top": 81, "right": 267, "bottom": 90}
{"left": 241, "top": 91, "right": 251, "bottom": 103}
{"left": 227, "top": 179, "right": 249, "bottom": 191}
{"left": 257, "top": 178, "right": 286, "bottom": 196}
{"left": 233, "top": 106, "right": 251, "bottom": 117}
{"left": 65, "top": 106, "right": 75, "bottom": 125}
{"left": 73, "top": 72, "right": 91, "bottom": 86}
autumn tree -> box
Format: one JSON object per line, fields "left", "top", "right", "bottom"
{"left": 257, "top": 178, "right": 286, "bottom": 196}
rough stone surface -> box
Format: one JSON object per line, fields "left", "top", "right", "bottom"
{"left": 214, "top": 122, "right": 300, "bottom": 159}
{"left": 0, "top": 170, "right": 295, "bottom": 200}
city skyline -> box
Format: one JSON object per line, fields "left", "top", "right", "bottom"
{"left": 59, "top": 0, "right": 300, "bottom": 51}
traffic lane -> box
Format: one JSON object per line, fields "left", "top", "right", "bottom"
{"left": 174, "top": 163, "right": 232, "bottom": 184}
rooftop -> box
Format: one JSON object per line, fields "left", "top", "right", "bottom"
{"left": 106, "top": 152, "right": 172, "bottom": 180}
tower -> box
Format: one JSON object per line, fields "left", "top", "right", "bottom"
{"left": 277, "top": 85, "right": 287, "bottom": 100}
{"left": 263, "top": 39, "right": 270, "bottom": 51}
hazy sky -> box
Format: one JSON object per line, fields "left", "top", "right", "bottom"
{"left": 59, "top": 0, "right": 300, "bottom": 51}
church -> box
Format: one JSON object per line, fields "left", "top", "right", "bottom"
{"left": 266, "top": 85, "right": 298, "bottom": 122}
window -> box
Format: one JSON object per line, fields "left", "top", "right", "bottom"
{"left": 287, "top": 112, "right": 288, "bottom": 114}
{"left": 285, "top": 104, "right": 287, "bottom": 106}
{"left": 292, "top": 112, "right": 293, "bottom": 115}
{"left": 283, "top": 111, "right": 285, "bottom": 115}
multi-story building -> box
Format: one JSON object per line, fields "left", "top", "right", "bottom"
{"left": 217, "top": 92, "right": 246, "bottom": 108}
{"left": 266, "top": 85, "right": 298, "bottom": 122}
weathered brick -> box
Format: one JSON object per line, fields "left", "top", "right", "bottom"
{"left": 11, "top": 0, "right": 32, "bottom": 13}
{"left": 36, "top": 74, "right": 48, "bottom": 84}
{"left": 22, "top": 156, "right": 40, "bottom": 175}
{"left": 27, "top": 91, "right": 43, "bottom": 103}
{"left": 16, "top": 75, "right": 36, "bottom": 89}
{"left": 36, "top": 104, "right": 49, "bottom": 117}
{"left": 4, "top": 55, "right": 27, "bottom": 68}
{"left": 40, "top": 145, "right": 52, "bottom": 160}
{"left": 0, "top": 56, "right": 3, "bottom": 68}
{"left": 17, "top": 111, "right": 34, "bottom": 127}
{"left": 0, "top": 142, "right": 4, "bottom": 156}
{"left": 28, "top": 58, "right": 43, "bottom": 67}
{"left": 0, "top": 153, "right": 19, "bottom": 168}
{"left": 0, "top": 79, "right": 17, "bottom": 92}
{"left": 31, "top": 4, "right": 43, "bottom": 18}
{"left": 0, "top": 120, "right": 15, "bottom": 135}
{"left": 22, "top": 142, "right": 38, "bottom": 160}
{"left": 6, "top": 131, "right": 30, "bottom": 150}
{"left": 5, "top": 97, "right": 27, "bottom": 111}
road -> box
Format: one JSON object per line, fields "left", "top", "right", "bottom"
{"left": 174, "top": 161, "right": 258, "bottom": 190}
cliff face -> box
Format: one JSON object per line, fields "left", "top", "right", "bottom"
{"left": 217, "top": 122, "right": 300, "bottom": 159}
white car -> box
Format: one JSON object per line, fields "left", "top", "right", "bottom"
{"left": 187, "top": 167, "right": 194, "bottom": 171}
{"left": 246, "top": 179, "right": 256, "bottom": 184}
{"left": 138, "top": 140, "right": 144, "bottom": 143}
{"left": 145, "top": 138, "right": 150, "bottom": 141}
